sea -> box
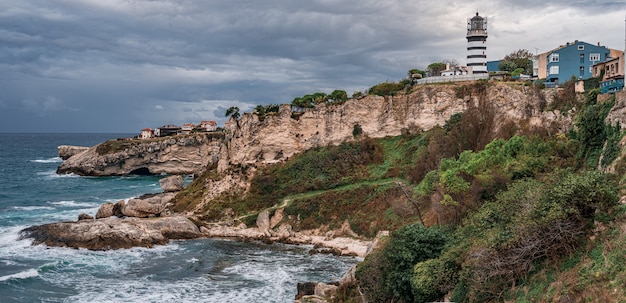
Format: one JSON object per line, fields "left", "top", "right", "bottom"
{"left": 0, "top": 133, "right": 358, "bottom": 303}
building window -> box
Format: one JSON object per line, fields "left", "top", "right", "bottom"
{"left": 550, "top": 53, "right": 559, "bottom": 62}
{"left": 578, "top": 45, "right": 584, "bottom": 50}
{"left": 580, "top": 66, "right": 584, "bottom": 76}
{"left": 549, "top": 65, "right": 559, "bottom": 75}
{"left": 590, "top": 53, "right": 600, "bottom": 62}
{"left": 580, "top": 54, "right": 584, "bottom": 63}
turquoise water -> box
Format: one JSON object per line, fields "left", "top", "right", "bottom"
{"left": 0, "top": 133, "right": 358, "bottom": 303}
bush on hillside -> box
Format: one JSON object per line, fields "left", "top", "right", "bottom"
{"left": 419, "top": 169, "right": 619, "bottom": 302}
{"left": 356, "top": 224, "right": 450, "bottom": 303}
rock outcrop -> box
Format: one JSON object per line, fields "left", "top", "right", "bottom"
{"left": 159, "top": 175, "right": 185, "bottom": 192}
{"left": 119, "top": 193, "right": 176, "bottom": 218}
{"left": 19, "top": 216, "right": 201, "bottom": 250}
{"left": 58, "top": 145, "right": 89, "bottom": 160}
{"left": 219, "top": 83, "right": 569, "bottom": 171}
{"left": 57, "top": 134, "right": 222, "bottom": 176}
{"left": 56, "top": 83, "right": 567, "bottom": 178}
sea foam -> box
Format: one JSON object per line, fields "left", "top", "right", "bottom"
{"left": 29, "top": 157, "right": 62, "bottom": 163}
{"left": 0, "top": 268, "right": 39, "bottom": 282}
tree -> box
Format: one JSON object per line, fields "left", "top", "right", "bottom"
{"left": 428, "top": 62, "right": 447, "bottom": 76}
{"left": 225, "top": 106, "right": 240, "bottom": 120}
{"left": 329, "top": 89, "right": 348, "bottom": 104}
{"left": 502, "top": 49, "right": 533, "bottom": 75}
{"left": 498, "top": 60, "right": 517, "bottom": 72}
{"left": 408, "top": 68, "right": 426, "bottom": 78}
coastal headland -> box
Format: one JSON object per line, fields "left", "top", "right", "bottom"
{"left": 21, "top": 82, "right": 626, "bottom": 302}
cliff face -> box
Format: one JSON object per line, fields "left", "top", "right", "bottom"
{"left": 57, "top": 82, "right": 568, "bottom": 177}
{"left": 57, "top": 134, "right": 222, "bottom": 176}
{"left": 218, "top": 83, "right": 568, "bottom": 171}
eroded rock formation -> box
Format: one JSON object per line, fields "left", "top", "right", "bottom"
{"left": 20, "top": 216, "right": 200, "bottom": 250}
{"left": 218, "top": 83, "right": 570, "bottom": 171}
{"left": 57, "top": 134, "right": 222, "bottom": 176}
{"left": 58, "top": 145, "right": 89, "bottom": 160}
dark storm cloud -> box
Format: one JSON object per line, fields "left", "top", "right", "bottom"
{"left": 0, "top": 0, "right": 622, "bottom": 132}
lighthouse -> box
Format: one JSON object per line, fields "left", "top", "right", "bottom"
{"left": 467, "top": 12, "right": 488, "bottom": 74}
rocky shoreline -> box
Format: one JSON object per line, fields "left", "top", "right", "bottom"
{"left": 19, "top": 173, "right": 374, "bottom": 257}
{"left": 26, "top": 138, "right": 385, "bottom": 302}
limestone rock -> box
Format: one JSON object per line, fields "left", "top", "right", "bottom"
{"left": 271, "top": 223, "right": 293, "bottom": 240}
{"left": 56, "top": 134, "right": 222, "bottom": 176}
{"left": 120, "top": 193, "right": 175, "bottom": 218}
{"left": 19, "top": 216, "right": 200, "bottom": 250}
{"left": 269, "top": 208, "right": 284, "bottom": 229}
{"left": 256, "top": 209, "right": 270, "bottom": 235}
{"left": 58, "top": 145, "right": 89, "bottom": 160}
{"left": 113, "top": 200, "right": 125, "bottom": 217}
{"left": 96, "top": 202, "right": 115, "bottom": 219}
{"left": 78, "top": 213, "right": 94, "bottom": 220}
{"left": 159, "top": 175, "right": 184, "bottom": 192}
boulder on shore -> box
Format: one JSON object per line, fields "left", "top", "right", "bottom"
{"left": 95, "top": 192, "right": 176, "bottom": 219}
{"left": 159, "top": 175, "right": 185, "bottom": 192}
{"left": 121, "top": 193, "right": 176, "bottom": 218}
{"left": 19, "top": 216, "right": 200, "bottom": 250}
{"left": 96, "top": 202, "right": 115, "bottom": 219}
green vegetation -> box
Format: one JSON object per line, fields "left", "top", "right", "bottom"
{"left": 368, "top": 81, "right": 410, "bottom": 96}
{"left": 498, "top": 49, "right": 534, "bottom": 75}
{"left": 291, "top": 90, "right": 349, "bottom": 109}
{"left": 225, "top": 106, "right": 240, "bottom": 119}
{"left": 356, "top": 224, "right": 449, "bottom": 302}
{"left": 168, "top": 79, "right": 626, "bottom": 302}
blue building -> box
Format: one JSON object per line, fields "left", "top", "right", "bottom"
{"left": 544, "top": 40, "right": 611, "bottom": 85}
{"left": 486, "top": 60, "right": 500, "bottom": 72}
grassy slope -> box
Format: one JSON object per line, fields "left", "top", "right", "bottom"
{"left": 169, "top": 81, "right": 626, "bottom": 302}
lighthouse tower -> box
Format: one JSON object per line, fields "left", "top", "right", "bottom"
{"left": 466, "top": 12, "right": 488, "bottom": 74}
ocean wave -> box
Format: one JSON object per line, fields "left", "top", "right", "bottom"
{"left": 36, "top": 170, "right": 79, "bottom": 178}
{"left": 30, "top": 157, "right": 63, "bottom": 164}
{"left": 0, "top": 268, "right": 39, "bottom": 282}
{"left": 48, "top": 201, "right": 97, "bottom": 208}
{"left": 12, "top": 205, "right": 55, "bottom": 211}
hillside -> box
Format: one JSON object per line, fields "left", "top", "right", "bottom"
{"left": 168, "top": 79, "right": 626, "bottom": 303}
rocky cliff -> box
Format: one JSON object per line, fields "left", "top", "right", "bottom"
{"left": 218, "top": 83, "right": 568, "bottom": 171}
{"left": 56, "top": 82, "right": 568, "bottom": 178}
{"left": 57, "top": 134, "right": 223, "bottom": 176}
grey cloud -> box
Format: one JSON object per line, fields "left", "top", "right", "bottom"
{"left": 0, "top": 0, "right": 621, "bottom": 132}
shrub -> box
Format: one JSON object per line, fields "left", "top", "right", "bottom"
{"left": 368, "top": 81, "right": 406, "bottom": 96}
{"left": 356, "top": 224, "right": 449, "bottom": 302}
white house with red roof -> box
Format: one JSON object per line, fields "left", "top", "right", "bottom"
{"left": 140, "top": 128, "right": 154, "bottom": 139}
{"left": 181, "top": 123, "right": 195, "bottom": 134}
{"left": 199, "top": 120, "right": 217, "bottom": 132}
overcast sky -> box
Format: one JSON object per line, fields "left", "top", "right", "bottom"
{"left": 1, "top": 0, "right": 624, "bottom": 133}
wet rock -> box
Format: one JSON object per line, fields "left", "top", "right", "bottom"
{"left": 19, "top": 216, "right": 200, "bottom": 250}
{"left": 96, "top": 202, "right": 115, "bottom": 219}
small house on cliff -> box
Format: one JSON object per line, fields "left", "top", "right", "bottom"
{"left": 592, "top": 52, "right": 625, "bottom": 94}
{"left": 181, "top": 123, "right": 195, "bottom": 134}
{"left": 140, "top": 128, "right": 154, "bottom": 139}
{"left": 199, "top": 120, "right": 217, "bottom": 132}
{"left": 156, "top": 125, "right": 181, "bottom": 137}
